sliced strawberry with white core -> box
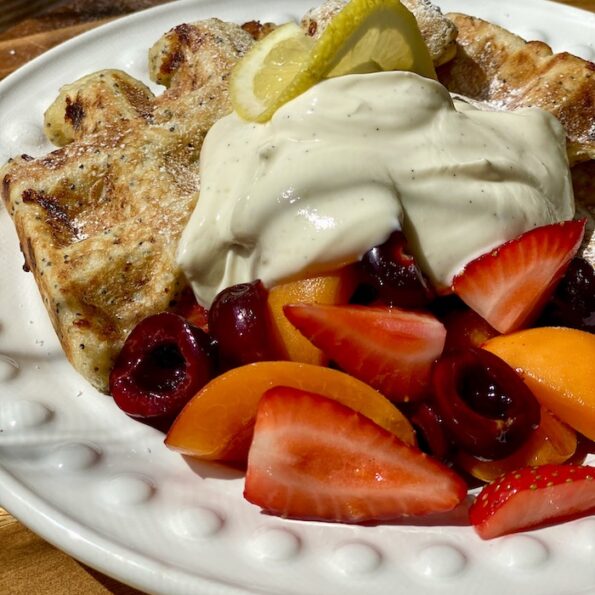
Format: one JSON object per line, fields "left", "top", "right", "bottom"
{"left": 283, "top": 304, "right": 446, "bottom": 402}
{"left": 244, "top": 386, "right": 466, "bottom": 523}
{"left": 452, "top": 219, "right": 586, "bottom": 334}
{"left": 469, "top": 464, "right": 595, "bottom": 539}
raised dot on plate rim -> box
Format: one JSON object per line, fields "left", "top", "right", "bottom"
{"left": 250, "top": 527, "right": 302, "bottom": 561}
{"left": 46, "top": 442, "right": 101, "bottom": 471}
{"left": 99, "top": 473, "right": 155, "bottom": 506}
{"left": 0, "top": 119, "right": 46, "bottom": 146}
{"left": 331, "top": 541, "right": 383, "bottom": 575}
{"left": 574, "top": 518, "right": 595, "bottom": 553}
{"left": 0, "top": 400, "right": 52, "bottom": 431}
{"left": 172, "top": 506, "right": 224, "bottom": 539}
{"left": 413, "top": 543, "right": 467, "bottom": 579}
{"left": 494, "top": 534, "right": 549, "bottom": 569}
{"left": 119, "top": 47, "right": 149, "bottom": 71}
{"left": 0, "top": 354, "right": 19, "bottom": 382}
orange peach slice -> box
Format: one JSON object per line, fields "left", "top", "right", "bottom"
{"left": 483, "top": 327, "right": 595, "bottom": 441}
{"left": 267, "top": 267, "right": 358, "bottom": 365}
{"left": 455, "top": 408, "right": 577, "bottom": 482}
{"left": 165, "top": 361, "right": 415, "bottom": 462}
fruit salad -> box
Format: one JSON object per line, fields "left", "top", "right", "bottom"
{"left": 108, "top": 0, "right": 595, "bottom": 539}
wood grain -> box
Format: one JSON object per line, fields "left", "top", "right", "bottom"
{"left": 1, "top": 0, "right": 594, "bottom": 593}
{"left": 0, "top": 20, "right": 113, "bottom": 79}
{"left": 0, "top": 509, "right": 143, "bottom": 594}
{"left": 0, "top": 0, "right": 172, "bottom": 81}
{"left": 555, "top": 0, "right": 595, "bottom": 9}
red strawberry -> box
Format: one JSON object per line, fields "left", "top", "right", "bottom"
{"left": 469, "top": 464, "right": 595, "bottom": 539}
{"left": 452, "top": 219, "right": 586, "bottom": 334}
{"left": 244, "top": 386, "right": 466, "bottom": 522}
{"left": 283, "top": 304, "right": 446, "bottom": 402}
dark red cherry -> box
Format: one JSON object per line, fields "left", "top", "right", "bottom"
{"left": 409, "top": 402, "right": 452, "bottom": 461}
{"left": 442, "top": 307, "right": 500, "bottom": 353}
{"left": 538, "top": 257, "right": 595, "bottom": 333}
{"left": 171, "top": 286, "right": 210, "bottom": 332}
{"left": 360, "top": 230, "right": 434, "bottom": 307}
{"left": 109, "top": 312, "right": 215, "bottom": 424}
{"left": 208, "top": 280, "right": 274, "bottom": 367}
{"left": 432, "top": 348, "right": 540, "bottom": 460}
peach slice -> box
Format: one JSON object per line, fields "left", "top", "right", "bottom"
{"left": 483, "top": 327, "right": 595, "bottom": 441}
{"left": 267, "top": 267, "right": 358, "bottom": 365}
{"left": 165, "top": 361, "right": 415, "bottom": 462}
{"left": 455, "top": 408, "right": 577, "bottom": 482}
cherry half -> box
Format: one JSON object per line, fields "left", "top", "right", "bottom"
{"left": 432, "top": 348, "right": 540, "bottom": 460}
{"left": 409, "top": 402, "right": 452, "bottom": 461}
{"left": 538, "top": 257, "right": 595, "bottom": 333}
{"left": 360, "top": 230, "right": 434, "bottom": 307}
{"left": 110, "top": 312, "right": 215, "bottom": 424}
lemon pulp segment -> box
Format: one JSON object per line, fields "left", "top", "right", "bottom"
{"left": 316, "top": 0, "right": 436, "bottom": 78}
{"left": 230, "top": 0, "right": 436, "bottom": 122}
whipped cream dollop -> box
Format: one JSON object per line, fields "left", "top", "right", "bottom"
{"left": 177, "top": 71, "right": 574, "bottom": 306}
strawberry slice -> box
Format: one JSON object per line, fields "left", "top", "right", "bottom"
{"left": 469, "top": 464, "right": 595, "bottom": 539}
{"left": 244, "top": 386, "right": 466, "bottom": 522}
{"left": 283, "top": 304, "right": 446, "bottom": 402}
{"left": 452, "top": 219, "right": 586, "bottom": 334}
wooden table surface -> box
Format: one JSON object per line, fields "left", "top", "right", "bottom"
{"left": 1, "top": 0, "right": 594, "bottom": 593}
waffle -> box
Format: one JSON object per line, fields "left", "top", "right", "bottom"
{"left": 1, "top": 19, "right": 254, "bottom": 392}
{"left": 438, "top": 13, "right": 595, "bottom": 166}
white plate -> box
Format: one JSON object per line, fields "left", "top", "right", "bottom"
{"left": 1, "top": 1, "right": 594, "bottom": 593}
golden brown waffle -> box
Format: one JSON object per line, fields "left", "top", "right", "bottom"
{"left": 438, "top": 13, "right": 595, "bottom": 166}
{"left": 1, "top": 19, "right": 254, "bottom": 392}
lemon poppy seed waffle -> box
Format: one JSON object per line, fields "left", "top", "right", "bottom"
{"left": 437, "top": 13, "right": 595, "bottom": 167}
{"left": 1, "top": 19, "right": 255, "bottom": 392}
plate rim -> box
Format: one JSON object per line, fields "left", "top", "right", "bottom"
{"left": 1, "top": 1, "right": 594, "bottom": 594}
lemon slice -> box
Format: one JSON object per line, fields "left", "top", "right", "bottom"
{"left": 231, "top": 0, "right": 436, "bottom": 122}
{"left": 231, "top": 23, "right": 317, "bottom": 123}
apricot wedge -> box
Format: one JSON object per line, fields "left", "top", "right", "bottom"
{"left": 267, "top": 267, "right": 358, "bottom": 365}
{"left": 455, "top": 408, "right": 577, "bottom": 482}
{"left": 483, "top": 327, "right": 595, "bottom": 441}
{"left": 165, "top": 361, "right": 415, "bottom": 462}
